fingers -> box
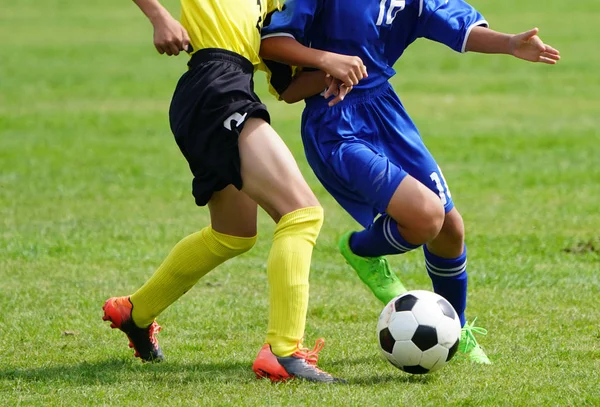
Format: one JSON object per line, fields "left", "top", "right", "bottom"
{"left": 346, "top": 71, "right": 359, "bottom": 87}
{"left": 523, "top": 27, "right": 540, "bottom": 40}
{"left": 323, "top": 80, "right": 339, "bottom": 99}
{"left": 167, "top": 42, "right": 181, "bottom": 56}
{"left": 538, "top": 56, "right": 558, "bottom": 64}
{"left": 327, "top": 84, "right": 352, "bottom": 107}
{"left": 155, "top": 39, "right": 178, "bottom": 55}
{"left": 541, "top": 50, "right": 560, "bottom": 61}
{"left": 348, "top": 57, "right": 367, "bottom": 86}
{"left": 156, "top": 37, "right": 191, "bottom": 56}
{"left": 181, "top": 28, "right": 191, "bottom": 53}
{"left": 543, "top": 44, "right": 560, "bottom": 56}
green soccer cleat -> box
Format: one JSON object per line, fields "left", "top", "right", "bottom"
{"left": 338, "top": 231, "right": 407, "bottom": 304}
{"left": 459, "top": 318, "right": 491, "bottom": 364}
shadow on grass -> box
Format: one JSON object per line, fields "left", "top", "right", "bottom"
{"left": 350, "top": 372, "right": 434, "bottom": 385}
{"left": 1, "top": 357, "right": 435, "bottom": 386}
{"left": 328, "top": 356, "right": 436, "bottom": 385}
{"left": 0, "top": 358, "right": 253, "bottom": 386}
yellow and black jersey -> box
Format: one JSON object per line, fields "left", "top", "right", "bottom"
{"left": 261, "top": 59, "right": 298, "bottom": 100}
{"left": 180, "top": 0, "right": 280, "bottom": 67}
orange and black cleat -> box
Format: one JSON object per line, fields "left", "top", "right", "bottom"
{"left": 252, "top": 339, "right": 345, "bottom": 383}
{"left": 102, "top": 296, "right": 164, "bottom": 362}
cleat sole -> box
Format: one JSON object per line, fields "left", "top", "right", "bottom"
{"left": 255, "top": 369, "right": 290, "bottom": 383}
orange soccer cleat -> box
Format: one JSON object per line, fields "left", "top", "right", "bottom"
{"left": 102, "top": 296, "right": 164, "bottom": 362}
{"left": 252, "top": 339, "right": 345, "bottom": 383}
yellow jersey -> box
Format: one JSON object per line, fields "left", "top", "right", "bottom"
{"left": 181, "top": 0, "right": 280, "bottom": 68}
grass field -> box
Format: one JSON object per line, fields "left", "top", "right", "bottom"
{"left": 1, "top": 0, "right": 599, "bottom": 405}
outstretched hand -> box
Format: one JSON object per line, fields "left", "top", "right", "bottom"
{"left": 509, "top": 28, "right": 560, "bottom": 64}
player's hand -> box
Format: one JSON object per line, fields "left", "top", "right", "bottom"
{"left": 321, "top": 53, "right": 367, "bottom": 87}
{"left": 323, "top": 75, "right": 352, "bottom": 107}
{"left": 509, "top": 28, "right": 560, "bottom": 64}
{"left": 152, "top": 14, "right": 191, "bottom": 56}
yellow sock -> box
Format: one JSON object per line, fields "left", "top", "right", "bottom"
{"left": 266, "top": 206, "right": 324, "bottom": 357}
{"left": 130, "top": 227, "right": 257, "bottom": 327}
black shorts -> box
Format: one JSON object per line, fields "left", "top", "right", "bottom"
{"left": 169, "top": 48, "right": 270, "bottom": 206}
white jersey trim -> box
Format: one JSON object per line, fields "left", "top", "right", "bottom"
{"left": 418, "top": 0, "right": 423, "bottom": 17}
{"left": 261, "top": 32, "right": 295, "bottom": 40}
{"left": 461, "top": 20, "right": 489, "bottom": 53}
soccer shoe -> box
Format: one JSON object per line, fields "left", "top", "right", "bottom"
{"left": 252, "top": 339, "right": 345, "bottom": 383}
{"left": 458, "top": 318, "right": 491, "bottom": 364}
{"left": 102, "top": 296, "right": 164, "bottom": 362}
{"left": 338, "top": 231, "right": 407, "bottom": 304}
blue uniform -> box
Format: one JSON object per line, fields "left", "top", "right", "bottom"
{"left": 263, "top": 0, "right": 487, "bottom": 227}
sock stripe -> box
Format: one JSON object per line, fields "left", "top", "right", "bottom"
{"left": 424, "top": 258, "right": 467, "bottom": 273}
{"left": 383, "top": 216, "right": 410, "bottom": 253}
{"left": 425, "top": 260, "right": 467, "bottom": 277}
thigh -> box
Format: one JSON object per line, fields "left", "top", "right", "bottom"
{"left": 169, "top": 57, "right": 271, "bottom": 207}
{"left": 208, "top": 185, "right": 258, "bottom": 237}
{"left": 301, "top": 106, "right": 407, "bottom": 227}
{"left": 332, "top": 141, "right": 408, "bottom": 216}
{"left": 377, "top": 106, "right": 455, "bottom": 213}
{"left": 238, "top": 118, "right": 319, "bottom": 222}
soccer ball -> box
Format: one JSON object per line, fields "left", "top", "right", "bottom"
{"left": 377, "top": 290, "right": 461, "bottom": 374}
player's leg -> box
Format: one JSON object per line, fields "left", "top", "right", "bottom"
{"left": 102, "top": 185, "right": 258, "bottom": 362}
{"left": 395, "top": 154, "right": 490, "bottom": 363}
{"left": 102, "top": 55, "right": 265, "bottom": 362}
{"left": 423, "top": 207, "right": 466, "bottom": 324}
{"left": 298, "top": 88, "right": 450, "bottom": 305}
{"left": 424, "top": 206, "right": 491, "bottom": 364}
{"left": 341, "top": 172, "right": 445, "bottom": 305}
{"left": 129, "top": 185, "right": 258, "bottom": 326}
{"left": 238, "top": 118, "right": 341, "bottom": 383}
{"left": 300, "top": 132, "right": 428, "bottom": 303}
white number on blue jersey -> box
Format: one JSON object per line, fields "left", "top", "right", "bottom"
{"left": 430, "top": 167, "right": 451, "bottom": 205}
{"left": 376, "top": 0, "right": 406, "bottom": 26}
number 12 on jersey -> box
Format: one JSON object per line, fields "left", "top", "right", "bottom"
{"left": 376, "top": 0, "right": 406, "bottom": 26}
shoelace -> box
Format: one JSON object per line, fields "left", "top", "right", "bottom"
{"left": 371, "top": 258, "right": 394, "bottom": 283}
{"left": 461, "top": 317, "right": 488, "bottom": 351}
{"left": 293, "top": 338, "right": 325, "bottom": 366}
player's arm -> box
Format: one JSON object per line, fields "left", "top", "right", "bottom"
{"left": 132, "top": 0, "right": 190, "bottom": 56}
{"left": 465, "top": 27, "right": 560, "bottom": 64}
{"left": 418, "top": 0, "right": 559, "bottom": 64}
{"left": 279, "top": 71, "right": 351, "bottom": 106}
{"left": 260, "top": 0, "right": 367, "bottom": 87}
{"left": 261, "top": 36, "right": 367, "bottom": 87}
{"left": 280, "top": 70, "right": 327, "bottom": 104}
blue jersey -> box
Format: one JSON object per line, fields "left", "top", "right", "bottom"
{"left": 262, "top": 0, "right": 487, "bottom": 89}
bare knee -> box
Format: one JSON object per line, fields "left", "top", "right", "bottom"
{"left": 427, "top": 208, "right": 465, "bottom": 259}
{"left": 401, "top": 198, "right": 445, "bottom": 245}
{"left": 386, "top": 176, "right": 445, "bottom": 246}
{"left": 427, "top": 208, "right": 465, "bottom": 257}
{"left": 440, "top": 209, "right": 465, "bottom": 243}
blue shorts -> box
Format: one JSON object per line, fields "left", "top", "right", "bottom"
{"left": 301, "top": 82, "right": 454, "bottom": 228}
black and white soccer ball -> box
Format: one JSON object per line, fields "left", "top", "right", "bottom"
{"left": 377, "top": 290, "right": 461, "bottom": 374}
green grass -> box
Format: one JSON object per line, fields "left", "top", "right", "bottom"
{"left": 1, "top": 0, "right": 599, "bottom": 405}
